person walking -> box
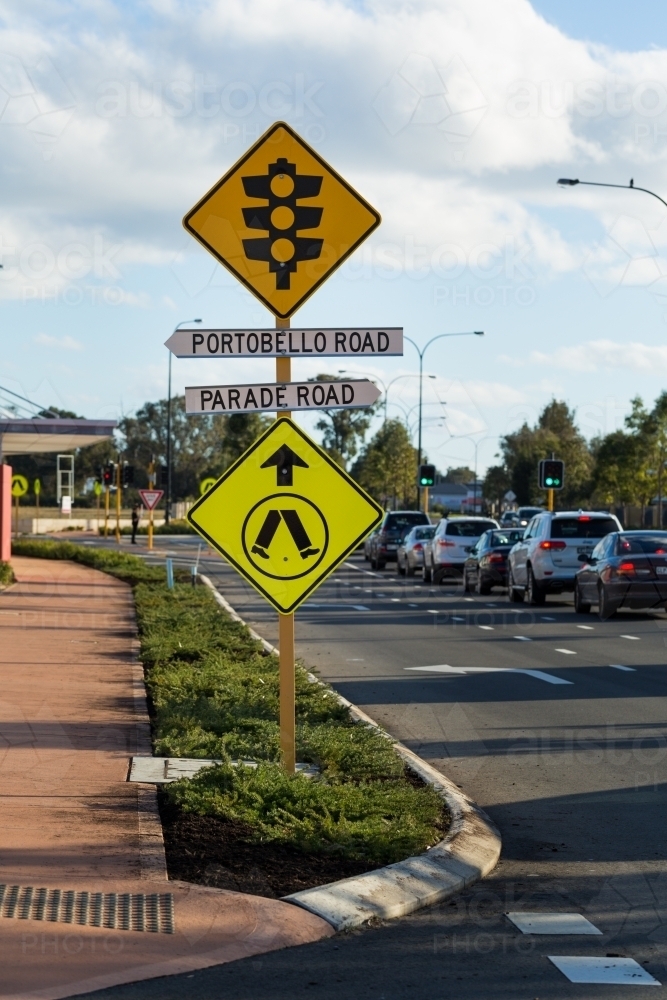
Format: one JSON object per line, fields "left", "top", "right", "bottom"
{"left": 131, "top": 503, "right": 140, "bottom": 545}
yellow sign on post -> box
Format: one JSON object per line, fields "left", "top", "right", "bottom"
{"left": 11, "top": 475, "right": 28, "bottom": 497}
{"left": 187, "top": 418, "right": 383, "bottom": 614}
{"left": 183, "top": 121, "right": 381, "bottom": 319}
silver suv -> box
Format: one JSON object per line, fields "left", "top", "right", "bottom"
{"left": 507, "top": 510, "right": 622, "bottom": 604}
{"left": 424, "top": 516, "right": 499, "bottom": 583}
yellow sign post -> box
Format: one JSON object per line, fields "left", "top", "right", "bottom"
{"left": 34, "top": 478, "right": 41, "bottom": 534}
{"left": 11, "top": 475, "right": 28, "bottom": 537}
{"left": 183, "top": 122, "right": 383, "bottom": 772}
{"left": 183, "top": 121, "right": 381, "bottom": 319}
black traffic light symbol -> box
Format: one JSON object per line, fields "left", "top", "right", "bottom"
{"left": 241, "top": 157, "right": 323, "bottom": 290}
{"left": 102, "top": 463, "right": 115, "bottom": 486}
{"left": 539, "top": 459, "right": 564, "bottom": 490}
{"left": 419, "top": 464, "right": 435, "bottom": 487}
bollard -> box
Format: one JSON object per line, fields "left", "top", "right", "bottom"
{"left": 166, "top": 558, "right": 174, "bottom": 589}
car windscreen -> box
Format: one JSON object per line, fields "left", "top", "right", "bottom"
{"left": 384, "top": 513, "right": 429, "bottom": 532}
{"left": 617, "top": 534, "right": 667, "bottom": 555}
{"left": 550, "top": 517, "right": 618, "bottom": 539}
{"left": 488, "top": 530, "right": 524, "bottom": 546}
{"left": 446, "top": 520, "right": 497, "bottom": 537}
{"left": 414, "top": 527, "right": 436, "bottom": 540}
{"left": 518, "top": 508, "right": 542, "bottom": 519}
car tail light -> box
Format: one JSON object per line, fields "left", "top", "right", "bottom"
{"left": 578, "top": 516, "right": 591, "bottom": 521}
{"left": 540, "top": 540, "right": 566, "bottom": 550}
{"left": 437, "top": 539, "right": 456, "bottom": 548}
{"left": 413, "top": 543, "right": 423, "bottom": 551}
{"left": 489, "top": 553, "right": 504, "bottom": 564}
{"left": 618, "top": 561, "right": 635, "bottom": 575}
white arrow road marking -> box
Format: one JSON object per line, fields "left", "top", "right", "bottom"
{"left": 404, "top": 665, "right": 573, "bottom": 685}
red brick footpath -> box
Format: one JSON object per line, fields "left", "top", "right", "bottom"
{"left": 0, "top": 557, "right": 332, "bottom": 1000}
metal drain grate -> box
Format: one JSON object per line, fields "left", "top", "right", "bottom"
{"left": 0, "top": 884, "right": 174, "bottom": 933}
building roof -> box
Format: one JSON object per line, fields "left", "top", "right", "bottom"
{"left": 430, "top": 481, "right": 468, "bottom": 496}
{"left": 0, "top": 419, "right": 116, "bottom": 456}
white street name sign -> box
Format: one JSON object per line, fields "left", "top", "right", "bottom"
{"left": 185, "top": 379, "right": 381, "bottom": 415}
{"left": 166, "top": 327, "right": 403, "bottom": 358}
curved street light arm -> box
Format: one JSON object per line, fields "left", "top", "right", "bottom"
{"left": 557, "top": 178, "right": 667, "bottom": 211}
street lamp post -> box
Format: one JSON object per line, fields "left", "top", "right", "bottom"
{"left": 405, "top": 332, "right": 484, "bottom": 506}
{"left": 557, "top": 177, "right": 667, "bottom": 210}
{"left": 337, "top": 370, "right": 427, "bottom": 423}
{"left": 166, "top": 319, "right": 201, "bottom": 525}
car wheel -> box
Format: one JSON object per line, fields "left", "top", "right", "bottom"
{"left": 508, "top": 566, "right": 524, "bottom": 603}
{"left": 433, "top": 568, "right": 445, "bottom": 585}
{"left": 574, "top": 581, "right": 591, "bottom": 614}
{"left": 526, "top": 566, "right": 546, "bottom": 605}
{"left": 476, "top": 574, "right": 491, "bottom": 596}
{"left": 377, "top": 559, "right": 386, "bottom": 570}
{"left": 397, "top": 558, "right": 405, "bottom": 576}
{"left": 598, "top": 583, "right": 616, "bottom": 620}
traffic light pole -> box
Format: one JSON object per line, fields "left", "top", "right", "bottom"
{"left": 276, "top": 315, "right": 296, "bottom": 776}
{"left": 104, "top": 484, "right": 109, "bottom": 537}
{"left": 115, "top": 459, "right": 122, "bottom": 544}
{"left": 423, "top": 486, "right": 429, "bottom": 515}
{"left": 147, "top": 460, "right": 155, "bottom": 551}
{"left": 548, "top": 489, "right": 554, "bottom": 513}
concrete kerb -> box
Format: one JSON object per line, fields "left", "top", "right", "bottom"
{"left": 198, "top": 574, "right": 501, "bottom": 931}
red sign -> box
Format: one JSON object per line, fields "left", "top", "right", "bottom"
{"left": 139, "top": 489, "right": 164, "bottom": 511}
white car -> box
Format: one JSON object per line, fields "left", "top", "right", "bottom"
{"left": 507, "top": 510, "right": 622, "bottom": 605}
{"left": 423, "top": 516, "right": 499, "bottom": 583}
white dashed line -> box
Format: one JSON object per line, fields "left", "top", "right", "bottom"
{"left": 610, "top": 664, "right": 636, "bottom": 671}
{"left": 478, "top": 625, "right": 494, "bottom": 630}
{"left": 427, "top": 610, "right": 438, "bottom": 615}
{"left": 452, "top": 616, "right": 465, "bottom": 621}
{"left": 514, "top": 636, "right": 531, "bottom": 641}
{"left": 404, "top": 665, "right": 572, "bottom": 685}
{"left": 621, "top": 635, "right": 640, "bottom": 640}
{"left": 390, "top": 598, "right": 401, "bottom": 603}
{"left": 541, "top": 616, "right": 556, "bottom": 621}
{"left": 555, "top": 648, "right": 576, "bottom": 654}
{"left": 408, "top": 603, "right": 418, "bottom": 607}
{"left": 464, "top": 598, "right": 475, "bottom": 602}
{"left": 576, "top": 625, "right": 594, "bottom": 630}
{"left": 352, "top": 605, "right": 370, "bottom": 611}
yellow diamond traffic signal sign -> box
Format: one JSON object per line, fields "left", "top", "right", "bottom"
{"left": 183, "top": 122, "right": 381, "bottom": 319}
{"left": 187, "top": 419, "right": 383, "bottom": 614}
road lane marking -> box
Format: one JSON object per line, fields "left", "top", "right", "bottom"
{"left": 346, "top": 658, "right": 365, "bottom": 662}
{"left": 404, "top": 665, "right": 572, "bottom": 685}
{"left": 621, "top": 635, "right": 640, "bottom": 640}
{"left": 377, "top": 593, "right": 386, "bottom": 597}
{"left": 541, "top": 616, "right": 556, "bottom": 621}
{"left": 344, "top": 561, "right": 380, "bottom": 578}
{"left": 576, "top": 625, "right": 594, "bottom": 630}
{"left": 610, "top": 664, "right": 636, "bottom": 671}
{"left": 452, "top": 616, "right": 465, "bottom": 621}
{"left": 464, "top": 598, "right": 475, "bottom": 602}
{"left": 514, "top": 636, "right": 531, "bottom": 641}
{"left": 478, "top": 625, "right": 494, "bottom": 630}
{"left": 507, "top": 912, "right": 602, "bottom": 935}
{"left": 391, "top": 598, "right": 401, "bottom": 602}
{"left": 409, "top": 603, "right": 418, "bottom": 607}
{"left": 548, "top": 956, "right": 660, "bottom": 986}
{"left": 304, "top": 603, "right": 370, "bottom": 611}
{"left": 427, "top": 610, "right": 438, "bottom": 615}
{"left": 555, "top": 648, "right": 576, "bottom": 654}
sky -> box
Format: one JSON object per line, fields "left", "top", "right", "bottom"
{"left": 1, "top": 0, "right": 667, "bottom": 478}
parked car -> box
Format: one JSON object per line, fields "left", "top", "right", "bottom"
{"left": 369, "top": 511, "right": 431, "bottom": 569}
{"left": 500, "top": 506, "right": 545, "bottom": 528}
{"left": 397, "top": 525, "right": 436, "bottom": 576}
{"left": 507, "top": 510, "right": 622, "bottom": 605}
{"left": 463, "top": 528, "right": 525, "bottom": 594}
{"left": 574, "top": 530, "right": 667, "bottom": 619}
{"left": 423, "top": 516, "right": 499, "bottom": 583}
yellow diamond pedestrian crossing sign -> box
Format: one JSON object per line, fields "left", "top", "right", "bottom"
{"left": 183, "top": 121, "right": 381, "bottom": 319}
{"left": 187, "top": 419, "right": 383, "bottom": 614}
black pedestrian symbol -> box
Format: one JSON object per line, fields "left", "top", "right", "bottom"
{"left": 260, "top": 445, "right": 308, "bottom": 486}
{"left": 251, "top": 509, "right": 320, "bottom": 561}
{"left": 241, "top": 157, "right": 323, "bottom": 290}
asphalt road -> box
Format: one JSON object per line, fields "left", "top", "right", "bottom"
{"left": 76, "top": 535, "right": 667, "bottom": 998}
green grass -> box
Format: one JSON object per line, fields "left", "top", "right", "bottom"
{"left": 0, "top": 561, "right": 15, "bottom": 587}
{"left": 10, "top": 538, "right": 447, "bottom": 864}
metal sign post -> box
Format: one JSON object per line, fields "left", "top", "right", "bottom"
{"left": 276, "top": 316, "right": 295, "bottom": 773}
{"left": 115, "top": 460, "right": 122, "bottom": 544}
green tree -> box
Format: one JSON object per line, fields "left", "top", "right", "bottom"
{"left": 311, "top": 374, "right": 377, "bottom": 468}
{"left": 483, "top": 465, "right": 511, "bottom": 508}
{"left": 444, "top": 465, "right": 475, "bottom": 485}
{"left": 352, "top": 419, "right": 418, "bottom": 509}
{"left": 221, "top": 413, "right": 271, "bottom": 469}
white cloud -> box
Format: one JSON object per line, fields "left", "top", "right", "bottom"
{"left": 34, "top": 333, "right": 83, "bottom": 351}
{"left": 513, "top": 338, "right": 667, "bottom": 374}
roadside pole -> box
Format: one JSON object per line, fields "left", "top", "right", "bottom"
{"left": 34, "top": 479, "right": 40, "bottom": 535}
{"left": 104, "top": 483, "right": 109, "bottom": 538}
{"left": 423, "top": 486, "right": 429, "bottom": 516}
{"left": 548, "top": 489, "right": 554, "bottom": 512}
{"left": 275, "top": 315, "right": 296, "bottom": 774}
{"left": 115, "top": 460, "right": 122, "bottom": 543}
{"left": 148, "top": 460, "right": 155, "bottom": 552}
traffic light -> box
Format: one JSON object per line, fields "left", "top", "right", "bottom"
{"left": 159, "top": 464, "right": 169, "bottom": 487}
{"left": 122, "top": 464, "right": 134, "bottom": 487}
{"left": 539, "top": 459, "right": 564, "bottom": 490}
{"left": 418, "top": 464, "right": 436, "bottom": 487}
{"left": 241, "top": 157, "right": 324, "bottom": 290}
{"left": 102, "top": 463, "right": 115, "bottom": 487}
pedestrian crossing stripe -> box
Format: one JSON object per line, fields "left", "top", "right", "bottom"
{"left": 186, "top": 419, "right": 383, "bottom": 614}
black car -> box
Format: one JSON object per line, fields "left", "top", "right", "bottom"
{"left": 463, "top": 528, "right": 525, "bottom": 595}
{"left": 574, "top": 530, "right": 667, "bottom": 619}
{"left": 370, "top": 511, "right": 430, "bottom": 569}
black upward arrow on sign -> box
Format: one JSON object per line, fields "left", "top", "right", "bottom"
{"left": 260, "top": 445, "right": 309, "bottom": 486}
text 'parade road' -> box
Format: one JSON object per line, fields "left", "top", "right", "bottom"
{"left": 185, "top": 379, "right": 381, "bottom": 414}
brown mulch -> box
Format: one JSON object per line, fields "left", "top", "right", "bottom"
{"left": 158, "top": 795, "right": 382, "bottom": 898}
